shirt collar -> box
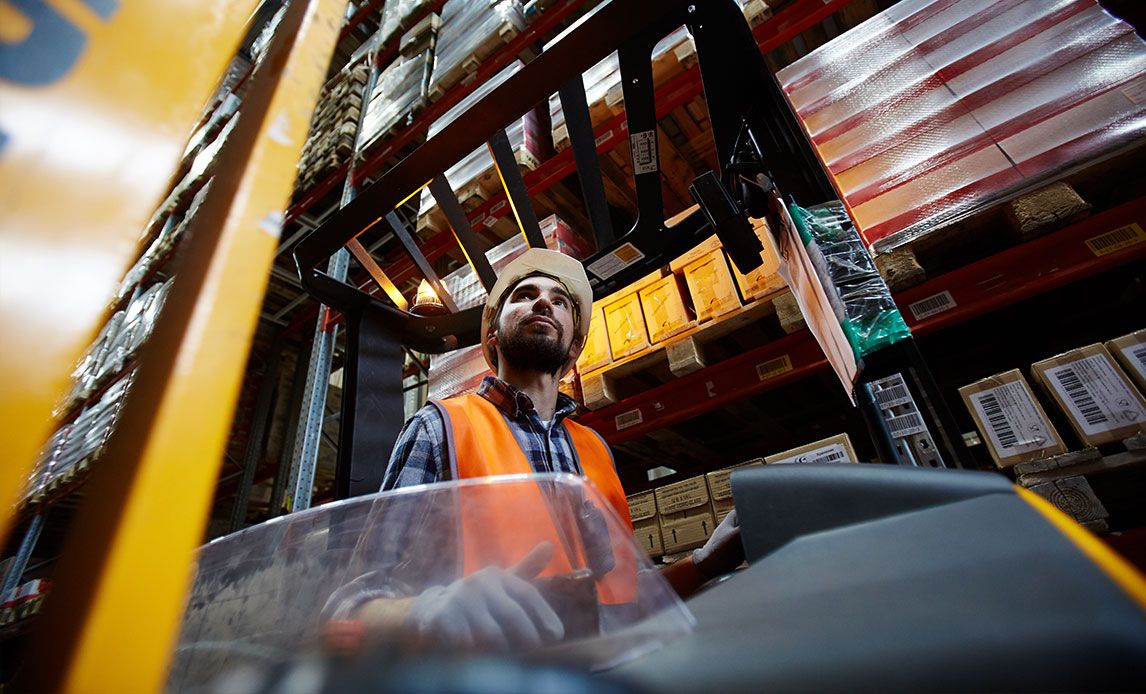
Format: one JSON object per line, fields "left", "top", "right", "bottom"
{"left": 477, "top": 376, "right": 579, "bottom": 422}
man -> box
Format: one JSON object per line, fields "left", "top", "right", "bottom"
{"left": 330, "top": 248, "right": 742, "bottom": 650}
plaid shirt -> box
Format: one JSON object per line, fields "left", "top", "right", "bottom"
{"left": 381, "top": 376, "right": 592, "bottom": 491}
{"left": 322, "top": 377, "right": 609, "bottom": 620}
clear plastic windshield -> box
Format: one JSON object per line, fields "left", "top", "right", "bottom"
{"left": 168, "top": 473, "right": 694, "bottom": 692}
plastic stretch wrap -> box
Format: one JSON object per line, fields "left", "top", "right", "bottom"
{"left": 417, "top": 61, "right": 547, "bottom": 228}
{"left": 546, "top": 26, "right": 694, "bottom": 151}
{"left": 359, "top": 49, "right": 433, "bottom": 148}
{"left": 790, "top": 202, "right": 910, "bottom": 358}
{"left": 46, "top": 371, "right": 134, "bottom": 487}
{"left": 777, "top": 0, "right": 1146, "bottom": 251}
{"left": 24, "top": 424, "right": 71, "bottom": 501}
{"left": 427, "top": 0, "right": 525, "bottom": 97}
{"left": 169, "top": 474, "right": 693, "bottom": 692}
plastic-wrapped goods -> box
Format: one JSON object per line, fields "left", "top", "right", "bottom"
{"left": 427, "top": 0, "right": 526, "bottom": 101}
{"left": 416, "top": 60, "right": 548, "bottom": 237}
{"left": 250, "top": 4, "right": 288, "bottom": 64}
{"left": 357, "top": 49, "right": 434, "bottom": 153}
{"left": 427, "top": 216, "right": 580, "bottom": 400}
{"left": 776, "top": 0, "right": 1146, "bottom": 252}
{"left": 168, "top": 474, "right": 694, "bottom": 691}
{"left": 789, "top": 202, "right": 910, "bottom": 358}
{"left": 294, "top": 62, "right": 371, "bottom": 194}
{"left": 48, "top": 371, "right": 135, "bottom": 488}
{"left": 23, "top": 424, "right": 71, "bottom": 503}
{"left": 547, "top": 27, "right": 696, "bottom": 151}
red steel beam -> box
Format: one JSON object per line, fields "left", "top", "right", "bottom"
{"left": 577, "top": 195, "right": 1146, "bottom": 443}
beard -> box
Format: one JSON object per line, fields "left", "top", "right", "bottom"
{"left": 498, "top": 318, "right": 570, "bottom": 376}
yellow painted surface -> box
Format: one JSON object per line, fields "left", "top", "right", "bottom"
{"left": 0, "top": 0, "right": 261, "bottom": 541}
{"left": 1016, "top": 486, "right": 1146, "bottom": 613}
{"left": 17, "top": 0, "right": 349, "bottom": 690}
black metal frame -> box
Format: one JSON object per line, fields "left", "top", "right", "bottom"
{"left": 294, "top": 0, "right": 913, "bottom": 497}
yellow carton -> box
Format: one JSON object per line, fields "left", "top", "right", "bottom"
{"left": 682, "top": 249, "right": 742, "bottom": 322}
{"left": 602, "top": 292, "right": 650, "bottom": 360}
{"left": 576, "top": 306, "right": 612, "bottom": 373}
{"left": 639, "top": 273, "right": 694, "bottom": 344}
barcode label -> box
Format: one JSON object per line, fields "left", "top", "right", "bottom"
{"left": 908, "top": 290, "right": 956, "bottom": 321}
{"left": 615, "top": 408, "right": 643, "bottom": 431}
{"left": 886, "top": 412, "right": 928, "bottom": 437}
{"left": 587, "top": 242, "right": 646, "bottom": 280}
{"left": 595, "top": 129, "right": 613, "bottom": 147}
{"left": 1085, "top": 223, "right": 1145, "bottom": 257}
{"left": 979, "top": 393, "right": 1017, "bottom": 447}
{"left": 490, "top": 201, "right": 507, "bottom": 214}
{"left": 756, "top": 354, "right": 793, "bottom": 381}
{"left": 1045, "top": 354, "right": 1146, "bottom": 437}
{"left": 874, "top": 383, "right": 912, "bottom": 409}
{"left": 630, "top": 130, "right": 658, "bottom": 174}
{"left": 1122, "top": 344, "right": 1146, "bottom": 384}
{"left": 969, "top": 381, "right": 1059, "bottom": 459}
{"left": 771, "top": 443, "right": 852, "bottom": 465}
{"left": 1056, "top": 367, "right": 1108, "bottom": 427}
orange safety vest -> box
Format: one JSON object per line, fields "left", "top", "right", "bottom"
{"left": 432, "top": 394, "right": 637, "bottom": 605}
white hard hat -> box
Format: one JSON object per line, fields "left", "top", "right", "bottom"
{"left": 480, "top": 248, "right": 593, "bottom": 371}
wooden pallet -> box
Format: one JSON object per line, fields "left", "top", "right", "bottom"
{"left": 427, "top": 16, "right": 522, "bottom": 102}
{"left": 872, "top": 143, "right": 1146, "bottom": 294}
{"left": 1012, "top": 433, "right": 1146, "bottom": 534}
{"left": 580, "top": 287, "right": 797, "bottom": 411}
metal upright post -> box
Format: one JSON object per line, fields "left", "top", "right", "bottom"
{"left": 1, "top": 513, "right": 45, "bottom": 597}
{"left": 228, "top": 335, "right": 284, "bottom": 531}
{"left": 283, "top": 51, "right": 381, "bottom": 513}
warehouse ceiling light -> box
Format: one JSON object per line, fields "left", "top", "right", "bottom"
{"left": 410, "top": 279, "right": 447, "bottom": 316}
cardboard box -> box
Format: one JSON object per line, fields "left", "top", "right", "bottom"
{"left": 681, "top": 249, "right": 742, "bottom": 323}
{"left": 705, "top": 458, "right": 763, "bottom": 524}
{"left": 1106, "top": 329, "right": 1146, "bottom": 394}
{"left": 659, "top": 508, "right": 715, "bottom": 554}
{"left": 958, "top": 369, "right": 1066, "bottom": 468}
{"left": 639, "top": 273, "right": 694, "bottom": 344}
{"left": 576, "top": 306, "right": 612, "bottom": 373}
{"left": 1031, "top": 344, "right": 1146, "bottom": 447}
{"left": 633, "top": 517, "right": 664, "bottom": 557}
{"left": 626, "top": 490, "right": 657, "bottom": 523}
{"left": 765, "top": 433, "right": 858, "bottom": 465}
{"left": 654, "top": 475, "right": 709, "bottom": 515}
{"left": 668, "top": 233, "right": 723, "bottom": 273}
{"left": 731, "top": 217, "right": 786, "bottom": 301}
{"left": 601, "top": 292, "right": 650, "bottom": 360}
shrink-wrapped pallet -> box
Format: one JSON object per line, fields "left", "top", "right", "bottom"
{"left": 427, "top": 0, "right": 526, "bottom": 101}
{"left": 358, "top": 49, "right": 434, "bottom": 152}
{"left": 416, "top": 60, "right": 548, "bottom": 238}
{"left": 776, "top": 0, "right": 1146, "bottom": 252}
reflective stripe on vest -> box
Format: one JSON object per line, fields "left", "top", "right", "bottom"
{"left": 432, "top": 394, "right": 637, "bottom": 604}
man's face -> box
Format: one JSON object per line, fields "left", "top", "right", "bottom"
{"left": 493, "top": 276, "right": 578, "bottom": 376}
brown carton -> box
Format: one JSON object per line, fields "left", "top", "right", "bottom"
{"left": 705, "top": 458, "right": 764, "bottom": 523}
{"left": 958, "top": 369, "right": 1066, "bottom": 468}
{"left": 633, "top": 517, "right": 663, "bottom": 557}
{"left": 659, "top": 508, "right": 715, "bottom": 553}
{"left": 626, "top": 490, "right": 657, "bottom": 523}
{"left": 653, "top": 475, "right": 709, "bottom": 515}
{"left": 1031, "top": 344, "right": 1146, "bottom": 447}
{"left": 1106, "top": 329, "right": 1146, "bottom": 393}
{"left": 765, "top": 433, "right": 858, "bottom": 465}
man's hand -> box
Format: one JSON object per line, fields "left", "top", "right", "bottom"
{"left": 692, "top": 510, "right": 744, "bottom": 579}
{"left": 577, "top": 498, "right": 616, "bottom": 578}
{"left": 406, "top": 542, "right": 565, "bottom": 651}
